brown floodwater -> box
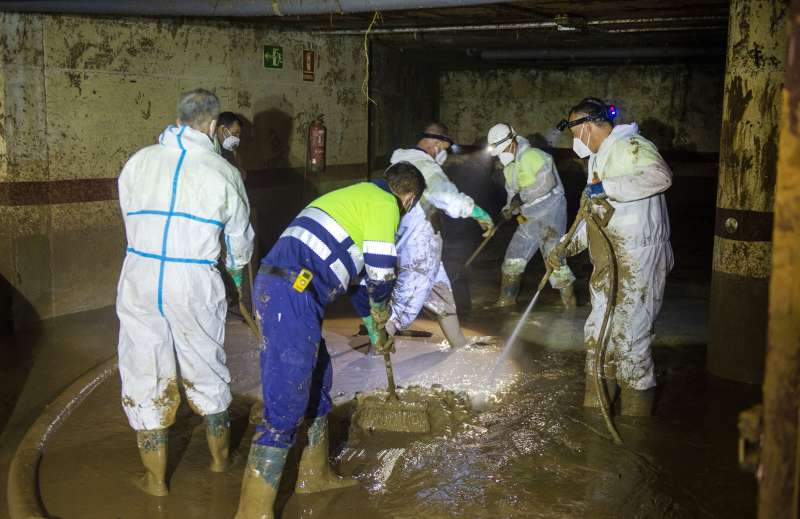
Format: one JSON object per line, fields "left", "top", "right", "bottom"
{"left": 35, "top": 323, "right": 758, "bottom": 519}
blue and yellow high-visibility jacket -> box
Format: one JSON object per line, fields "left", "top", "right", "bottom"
{"left": 262, "top": 181, "right": 400, "bottom": 305}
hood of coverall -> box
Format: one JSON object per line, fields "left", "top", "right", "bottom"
{"left": 594, "top": 123, "right": 639, "bottom": 159}
{"left": 158, "top": 125, "right": 217, "bottom": 153}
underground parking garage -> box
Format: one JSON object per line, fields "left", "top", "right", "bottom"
{"left": 0, "top": 1, "right": 797, "bottom": 518}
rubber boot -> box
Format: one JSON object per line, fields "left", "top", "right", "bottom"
{"left": 295, "top": 415, "right": 358, "bottom": 493}
{"left": 437, "top": 313, "right": 468, "bottom": 349}
{"left": 560, "top": 284, "right": 577, "bottom": 309}
{"left": 135, "top": 429, "right": 169, "bottom": 497}
{"left": 206, "top": 410, "right": 231, "bottom": 472}
{"left": 235, "top": 443, "right": 289, "bottom": 519}
{"left": 494, "top": 273, "right": 522, "bottom": 308}
{"left": 619, "top": 385, "right": 655, "bottom": 417}
{"left": 582, "top": 371, "right": 618, "bottom": 410}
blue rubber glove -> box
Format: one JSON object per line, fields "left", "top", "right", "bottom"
{"left": 470, "top": 205, "right": 494, "bottom": 236}
{"left": 585, "top": 181, "right": 605, "bottom": 198}
{"left": 227, "top": 268, "right": 244, "bottom": 290}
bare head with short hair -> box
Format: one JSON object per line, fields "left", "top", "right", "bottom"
{"left": 424, "top": 122, "right": 449, "bottom": 136}
{"left": 385, "top": 161, "right": 426, "bottom": 212}
{"left": 417, "top": 121, "right": 452, "bottom": 158}
{"left": 176, "top": 89, "right": 220, "bottom": 134}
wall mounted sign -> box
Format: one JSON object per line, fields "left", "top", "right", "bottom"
{"left": 264, "top": 45, "right": 284, "bottom": 69}
{"left": 303, "top": 50, "right": 315, "bottom": 81}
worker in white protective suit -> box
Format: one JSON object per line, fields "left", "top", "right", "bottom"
{"left": 547, "top": 97, "right": 673, "bottom": 416}
{"left": 362, "top": 122, "right": 494, "bottom": 349}
{"left": 116, "top": 89, "right": 254, "bottom": 496}
{"left": 486, "top": 123, "right": 576, "bottom": 308}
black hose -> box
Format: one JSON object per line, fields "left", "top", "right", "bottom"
{"left": 582, "top": 197, "right": 623, "bottom": 444}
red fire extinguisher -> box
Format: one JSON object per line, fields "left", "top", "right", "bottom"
{"left": 307, "top": 115, "right": 326, "bottom": 176}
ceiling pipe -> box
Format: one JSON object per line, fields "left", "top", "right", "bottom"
{"left": 317, "top": 20, "right": 558, "bottom": 34}
{"left": 608, "top": 25, "right": 726, "bottom": 34}
{"left": 480, "top": 46, "right": 726, "bottom": 61}
{"left": 310, "top": 15, "right": 728, "bottom": 34}
{"left": 0, "top": 0, "right": 511, "bottom": 17}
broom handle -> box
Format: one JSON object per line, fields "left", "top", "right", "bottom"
{"left": 383, "top": 353, "right": 398, "bottom": 399}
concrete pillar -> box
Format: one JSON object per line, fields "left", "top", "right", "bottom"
{"left": 760, "top": 2, "right": 800, "bottom": 515}
{"left": 708, "top": 0, "right": 789, "bottom": 383}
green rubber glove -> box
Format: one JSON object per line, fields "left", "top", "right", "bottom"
{"left": 545, "top": 245, "right": 566, "bottom": 272}
{"left": 470, "top": 205, "right": 494, "bottom": 236}
{"left": 374, "top": 330, "right": 396, "bottom": 355}
{"left": 369, "top": 300, "right": 390, "bottom": 331}
{"left": 361, "top": 315, "right": 379, "bottom": 345}
{"left": 227, "top": 268, "right": 244, "bottom": 290}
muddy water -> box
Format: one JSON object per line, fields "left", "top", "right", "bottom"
{"left": 37, "top": 333, "right": 757, "bottom": 519}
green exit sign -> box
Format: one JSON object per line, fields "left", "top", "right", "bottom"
{"left": 263, "top": 45, "right": 284, "bottom": 69}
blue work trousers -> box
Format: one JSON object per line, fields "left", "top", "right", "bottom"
{"left": 253, "top": 272, "right": 333, "bottom": 448}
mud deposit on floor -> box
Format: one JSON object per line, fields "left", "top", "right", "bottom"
{"left": 37, "top": 339, "right": 757, "bottom": 519}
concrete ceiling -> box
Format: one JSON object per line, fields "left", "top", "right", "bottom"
{"left": 267, "top": 0, "right": 729, "bottom": 68}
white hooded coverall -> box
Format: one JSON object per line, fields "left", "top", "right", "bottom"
{"left": 564, "top": 123, "right": 673, "bottom": 390}
{"left": 502, "top": 136, "right": 575, "bottom": 289}
{"left": 117, "top": 125, "right": 254, "bottom": 431}
{"left": 386, "top": 148, "right": 476, "bottom": 331}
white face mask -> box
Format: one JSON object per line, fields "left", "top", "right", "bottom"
{"left": 498, "top": 152, "right": 515, "bottom": 166}
{"left": 434, "top": 148, "right": 448, "bottom": 165}
{"left": 223, "top": 135, "right": 240, "bottom": 151}
{"left": 572, "top": 125, "right": 592, "bottom": 159}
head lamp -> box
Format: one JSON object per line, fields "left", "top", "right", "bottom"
{"left": 556, "top": 103, "right": 618, "bottom": 132}
{"left": 418, "top": 132, "right": 454, "bottom": 145}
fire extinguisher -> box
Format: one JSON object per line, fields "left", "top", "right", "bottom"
{"left": 307, "top": 115, "right": 326, "bottom": 176}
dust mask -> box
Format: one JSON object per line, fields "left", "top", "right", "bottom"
{"left": 435, "top": 148, "right": 448, "bottom": 166}
{"left": 222, "top": 135, "right": 240, "bottom": 151}
{"left": 499, "top": 152, "right": 515, "bottom": 166}
{"left": 572, "top": 125, "right": 592, "bottom": 159}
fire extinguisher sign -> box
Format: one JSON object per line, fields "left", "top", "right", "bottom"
{"left": 303, "top": 50, "right": 315, "bottom": 81}
{"left": 263, "top": 45, "right": 284, "bottom": 69}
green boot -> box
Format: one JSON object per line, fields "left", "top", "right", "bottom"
{"left": 235, "top": 443, "right": 289, "bottom": 519}
{"left": 135, "top": 429, "right": 169, "bottom": 497}
{"left": 494, "top": 273, "right": 522, "bottom": 308}
{"left": 295, "top": 415, "right": 358, "bottom": 493}
{"left": 206, "top": 410, "right": 231, "bottom": 472}
{"left": 582, "top": 371, "right": 618, "bottom": 410}
{"left": 619, "top": 385, "right": 655, "bottom": 417}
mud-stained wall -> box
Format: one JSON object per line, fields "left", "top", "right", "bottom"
{"left": 369, "top": 43, "right": 438, "bottom": 173}
{"left": 0, "top": 13, "right": 367, "bottom": 329}
{"left": 439, "top": 64, "right": 724, "bottom": 153}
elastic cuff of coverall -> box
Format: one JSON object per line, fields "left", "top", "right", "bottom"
{"left": 501, "top": 259, "right": 527, "bottom": 276}
{"left": 385, "top": 320, "right": 398, "bottom": 337}
{"left": 617, "top": 372, "right": 657, "bottom": 391}
{"left": 549, "top": 265, "right": 576, "bottom": 289}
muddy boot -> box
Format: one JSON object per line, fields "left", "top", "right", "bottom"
{"left": 582, "top": 372, "right": 618, "bottom": 410}
{"left": 235, "top": 443, "right": 288, "bottom": 519}
{"left": 295, "top": 415, "right": 358, "bottom": 493}
{"left": 560, "top": 284, "right": 577, "bottom": 309}
{"left": 135, "top": 429, "right": 169, "bottom": 497}
{"left": 207, "top": 410, "right": 231, "bottom": 472}
{"left": 619, "top": 386, "right": 655, "bottom": 417}
{"left": 437, "top": 314, "right": 468, "bottom": 349}
{"left": 493, "top": 273, "right": 522, "bottom": 308}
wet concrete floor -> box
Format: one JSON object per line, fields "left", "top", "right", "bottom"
{"left": 22, "top": 283, "right": 758, "bottom": 519}
{"left": 1, "top": 216, "right": 758, "bottom": 519}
